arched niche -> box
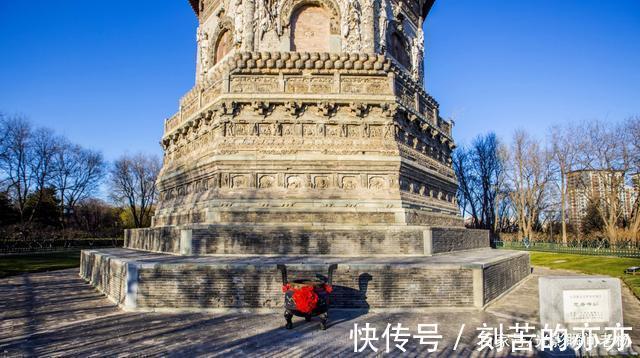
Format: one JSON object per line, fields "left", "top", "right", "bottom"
{"left": 282, "top": 0, "right": 341, "bottom": 36}
{"left": 390, "top": 32, "right": 411, "bottom": 69}
{"left": 290, "top": 5, "right": 331, "bottom": 52}
{"left": 209, "top": 16, "right": 235, "bottom": 66}
{"left": 214, "top": 29, "right": 232, "bottom": 64}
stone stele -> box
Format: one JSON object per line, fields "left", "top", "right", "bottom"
{"left": 80, "top": 0, "right": 530, "bottom": 312}
{"left": 539, "top": 276, "right": 623, "bottom": 328}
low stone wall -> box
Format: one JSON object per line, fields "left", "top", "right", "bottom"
{"left": 79, "top": 250, "right": 128, "bottom": 305}
{"left": 430, "top": 228, "right": 489, "bottom": 254}
{"left": 483, "top": 253, "right": 531, "bottom": 303}
{"left": 124, "top": 227, "right": 181, "bottom": 254}
{"left": 80, "top": 249, "right": 530, "bottom": 311}
{"left": 135, "top": 265, "right": 475, "bottom": 309}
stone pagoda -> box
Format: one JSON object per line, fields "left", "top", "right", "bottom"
{"left": 81, "top": 0, "right": 529, "bottom": 312}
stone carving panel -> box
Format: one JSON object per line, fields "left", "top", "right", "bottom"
{"left": 285, "top": 76, "right": 335, "bottom": 94}
{"left": 231, "top": 174, "right": 249, "bottom": 188}
{"left": 231, "top": 76, "right": 279, "bottom": 93}
{"left": 369, "top": 176, "right": 387, "bottom": 190}
{"left": 258, "top": 174, "right": 277, "bottom": 188}
{"left": 287, "top": 175, "right": 304, "bottom": 189}
{"left": 341, "top": 76, "right": 390, "bottom": 95}
{"left": 342, "top": 176, "right": 359, "bottom": 190}
{"left": 314, "top": 175, "right": 331, "bottom": 189}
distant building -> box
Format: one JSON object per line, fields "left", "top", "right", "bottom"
{"left": 630, "top": 173, "right": 640, "bottom": 218}
{"left": 622, "top": 186, "right": 638, "bottom": 221}
{"left": 567, "top": 170, "right": 638, "bottom": 230}
{"left": 633, "top": 173, "right": 640, "bottom": 190}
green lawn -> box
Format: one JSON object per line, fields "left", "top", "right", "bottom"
{"left": 529, "top": 251, "right": 640, "bottom": 299}
{"left": 0, "top": 251, "right": 81, "bottom": 279}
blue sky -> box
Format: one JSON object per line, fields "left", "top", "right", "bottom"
{"left": 1, "top": 0, "right": 639, "bottom": 160}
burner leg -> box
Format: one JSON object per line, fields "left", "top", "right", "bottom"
{"left": 284, "top": 310, "right": 293, "bottom": 329}
{"left": 319, "top": 312, "right": 328, "bottom": 330}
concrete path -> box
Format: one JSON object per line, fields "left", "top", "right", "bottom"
{"left": 1, "top": 267, "right": 638, "bottom": 357}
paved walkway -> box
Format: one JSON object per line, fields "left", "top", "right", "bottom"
{"left": 1, "top": 267, "right": 638, "bottom": 357}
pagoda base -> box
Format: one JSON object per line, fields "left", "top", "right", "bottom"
{"left": 79, "top": 248, "right": 529, "bottom": 311}
{"left": 123, "top": 224, "right": 490, "bottom": 256}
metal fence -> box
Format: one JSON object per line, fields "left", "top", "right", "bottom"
{"left": 494, "top": 240, "right": 640, "bottom": 258}
{"left": 0, "top": 239, "right": 123, "bottom": 255}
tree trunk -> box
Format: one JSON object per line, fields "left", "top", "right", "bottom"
{"left": 560, "top": 172, "right": 568, "bottom": 245}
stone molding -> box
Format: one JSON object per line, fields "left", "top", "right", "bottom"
{"left": 165, "top": 51, "right": 452, "bottom": 145}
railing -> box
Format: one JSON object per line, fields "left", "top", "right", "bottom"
{"left": 494, "top": 240, "right": 640, "bottom": 258}
{"left": 0, "top": 239, "right": 124, "bottom": 255}
{"left": 161, "top": 51, "right": 450, "bottom": 138}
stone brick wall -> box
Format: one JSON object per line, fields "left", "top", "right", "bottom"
{"left": 191, "top": 226, "right": 426, "bottom": 256}
{"left": 483, "top": 253, "right": 530, "bottom": 303}
{"left": 125, "top": 225, "right": 495, "bottom": 256}
{"left": 80, "top": 251, "right": 127, "bottom": 305}
{"left": 135, "top": 265, "right": 475, "bottom": 309}
{"left": 80, "top": 249, "right": 530, "bottom": 310}
{"left": 125, "top": 227, "right": 181, "bottom": 254}
{"left": 404, "top": 209, "right": 464, "bottom": 227}
{"left": 431, "top": 228, "right": 489, "bottom": 254}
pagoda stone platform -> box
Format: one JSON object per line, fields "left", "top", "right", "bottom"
{"left": 79, "top": 245, "right": 529, "bottom": 312}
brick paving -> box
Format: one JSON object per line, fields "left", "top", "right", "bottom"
{"left": 1, "top": 267, "right": 639, "bottom": 357}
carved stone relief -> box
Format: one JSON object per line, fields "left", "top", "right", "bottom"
{"left": 342, "top": 176, "right": 358, "bottom": 190}
{"left": 369, "top": 176, "right": 387, "bottom": 190}
{"left": 258, "top": 174, "right": 276, "bottom": 188}
{"left": 231, "top": 174, "right": 249, "bottom": 188}
{"left": 287, "top": 176, "right": 304, "bottom": 189}
{"left": 341, "top": 0, "right": 363, "bottom": 52}
{"left": 314, "top": 176, "right": 331, "bottom": 189}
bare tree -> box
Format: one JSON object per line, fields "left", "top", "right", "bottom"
{"left": 505, "top": 130, "right": 553, "bottom": 240}
{"left": 51, "top": 140, "right": 105, "bottom": 231}
{"left": 475, "top": 133, "right": 505, "bottom": 232}
{"left": 453, "top": 133, "right": 505, "bottom": 233}
{"left": 109, "top": 153, "right": 160, "bottom": 228}
{"left": 574, "top": 120, "right": 631, "bottom": 242}
{"left": 27, "top": 128, "right": 59, "bottom": 223}
{"left": 0, "top": 116, "right": 33, "bottom": 223}
{"left": 548, "top": 123, "right": 581, "bottom": 245}
{"left": 453, "top": 147, "right": 477, "bottom": 222}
